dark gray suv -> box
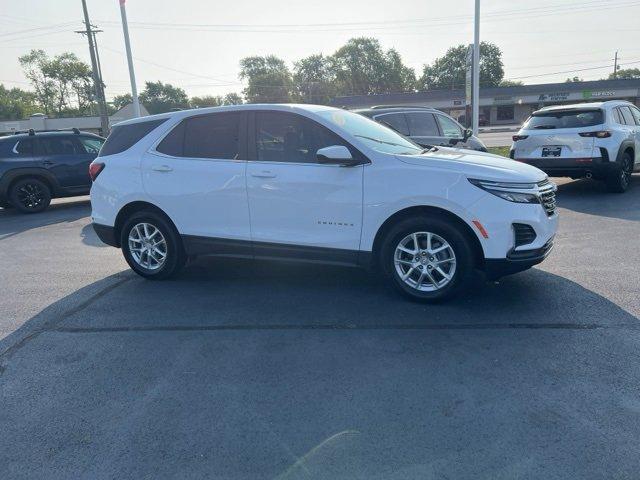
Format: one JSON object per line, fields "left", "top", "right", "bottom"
{"left": 0, "top": 129, "right": 105, "bottom": 213}
{"left": 355, "top": 106, "right": 487, "bottom": 152}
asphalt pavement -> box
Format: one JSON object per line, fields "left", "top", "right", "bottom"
{"left": 1, "top": 176, "right": 639, "bottom": 479}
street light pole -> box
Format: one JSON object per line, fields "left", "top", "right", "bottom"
{"left": 472, "top": 0, "right": 480, "bottom": 135}
{"left": 119, "top": 0, "right": 141, "bottom": 117}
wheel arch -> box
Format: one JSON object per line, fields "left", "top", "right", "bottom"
{"left": 371, "top": 205, "right": 485, "bottom": 269}
{"left": 1, "top": 168, "right": 60, "bottom": 199}
{"left": 113, "top": 201, "right": 178, "bottom": 248}
{"left": 616, "top": 141, "right": 634, "bottom": 164}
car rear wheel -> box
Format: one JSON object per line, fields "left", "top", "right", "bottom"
{"left": 9, "top": 178, "right": 51, "bottom": 213}
{"left": 606, "top": 152, "right": 633, "bottom": 193}
{"left": 381, "top": 216, "right": 475, "bottom": 302}
{"left": 120, "top": 211, "right": 186, "bottom": 280}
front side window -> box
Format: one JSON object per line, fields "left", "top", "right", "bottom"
{"left": 13, "top": 139, "right": 34, "bottom": 155}
{"left": 376, "top": 113, "right": 409, "bottom": 136}
{"left": 78, "top": 137, "right": 104, "bottom": 154}
{"left": 406, "top": 112, "right": 439, "bottom": 136}
{"left": 40, "top": 137, "right": 80, "bottom": 155}
{"left": 436, "top": 114, "right": 463, "bottom": 137}
{"left": 317, "top": 109, "right": 421, "bottom": 155}
{"left": 255, "top": 112, "right": 313, "bottom": 163}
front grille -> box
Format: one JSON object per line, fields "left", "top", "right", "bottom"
{"left": 513, "top": 223, "right": 537, "bottom": 247}
{"left": 537, "top": 179, "right": 557, "bottom": 216}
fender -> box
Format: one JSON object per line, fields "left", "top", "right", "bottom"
{"left": 616, "top": 140, "right": 635, "bottom": 167}
{"left": 0, "top": 167, "right": 62, "bottom": 198}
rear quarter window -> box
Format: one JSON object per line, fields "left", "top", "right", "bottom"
{"left": 99, "top": 119, "right": 167, "bottom": 157}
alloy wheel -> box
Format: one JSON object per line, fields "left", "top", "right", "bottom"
{"left": 128, "top": 222, "right": 168, "bottom": 270}
{"left": 17, "top": 183, "right": 44, "bottom": 210}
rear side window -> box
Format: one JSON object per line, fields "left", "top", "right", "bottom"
{"left": 40, "top": 136, "right": 81, "bottom": 155}
{"left": 524, "top": 110, "right": 604, "bottom": 129}
{"left": 630, "top": 106, "right": 640, "bottom": 125}
{"left": 619, "top": 106, "right": 635, "bottom": 125}
{"left": 99, "top": 119, "right": 167, "bottom": 157}
{"left": 183, "top": 113, "right": 240, "bottom": 159}
{"left": 13, "top": 139, "right": 35, "bottom": 155}
{"left": 406, "top": 112, "right": 439, "bottom": 136}
{"left": 376, "top": 114, "right": 409, "bottom": 136}
{"left": 78, "top": 136, "right": 104, "bottom": 154}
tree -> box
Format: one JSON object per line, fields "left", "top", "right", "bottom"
{"left": 139, "top": 81, "right": 189, "bottom": 114}
{"left": 0, "top": 84, "right": 39, "bottom": 120}
{"left": 18, "top": 50, "right": 56, "bottom": 115}
{"left": 331, "top": 38, "right": 416, "bottom": 96}
{"left": 293, "top": 54, "right": 336, "bottom": 104}
{"left": 565, "top": 76, "right": 583, "bottom": 83}
{"left": 239, "top": 55, "right": 294, "bottom": 103}
{"left": 189, "top": 93, "right": 244, "bottom": 108}
{"left": 608, "top": 68, "right": 640, "bottom": 80}
{"left": 112, "top": 93, "right": 132, "bottom": 110}
{"left": 499, "top": 80, "right": 523, "bottom": 87}
{"left": 418, "top": 42, "right": 504, "bottom": 90}
{"left": 223, "top": 92, "right": 243, "bottom": 105}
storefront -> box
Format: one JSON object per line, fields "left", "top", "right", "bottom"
{"left": 333, "top": 78, "right": 640, "bottom": 127}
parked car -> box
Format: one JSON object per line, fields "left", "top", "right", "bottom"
{"left": 510, "top": 100, "right": 640, "bottom": 192}
{"left": 354, "top": 106, "right": 488, "bottom": 151}
{"left": 90, "top": 104, "right": 557, "bottom": 302}
{"left": 0, "top": 129, "right": 105, "bottom": 212}
{"left": 457, "top": 113, "right": 489, "bottom": 127}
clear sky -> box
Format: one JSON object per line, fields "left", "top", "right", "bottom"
{"left": 1, "top": 0, "right": 640, "bottom": 101}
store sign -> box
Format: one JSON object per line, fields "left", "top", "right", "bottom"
{"left": 582, "top": 90, "right": 616, "bottom": 99}
{"left": 538, "top": 92, "right": 570, "bottom": 102}
{"left": 493, "top": 95, "right": 514, "bottom": 105}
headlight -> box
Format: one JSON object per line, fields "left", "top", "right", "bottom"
{"left": 469, "top": 178, "right": 540, "bottom": 204}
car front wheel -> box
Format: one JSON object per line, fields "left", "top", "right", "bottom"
{"left": 381, "top": 216, "right": 475, "bottom": 302}
{"left": 120, "top": 211, "right": 186, "bottom": 280}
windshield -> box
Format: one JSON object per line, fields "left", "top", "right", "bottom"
{"left": 317, "top": 110, "right": 422, "bottom": 155}
{"left": 523, "top": 109, "right": 604, "bottom": 130}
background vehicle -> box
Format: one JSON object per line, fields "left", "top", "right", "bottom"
{"left": 0, "top": 129, "right": 105, "bottom": 212}
{"left": 90, "top": 104, "right": 557, "bottom": 302}
{"left": 355, "top": 106, "right": 488, "bottom": 151}
{"left": 510, "top": 100, "right": 640, "bottom": 193}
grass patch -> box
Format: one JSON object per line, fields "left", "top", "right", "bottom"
{"left": 487, "top": 146, "right": 510, "bottom": 158}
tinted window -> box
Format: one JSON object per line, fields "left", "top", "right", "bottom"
{"left": 619, "top": 106, "right": 635, "bottom": 125}
{"left": 612, "top": 108, "right": 623, "bottom": 124}
{"left": 99, "top": 119, "right": 167, "bottom": 157}
{"left": 523, "top": 109, "right": 604, "bottom": 129}
{"left": 630, "top": 106, "right": 640, "bottom": 125}
{"left": 436, "top": 114, "right": 463, "bottom": 137}
{"left": 156, "top": 122, "right": 185, "bottom": 156}
{"left": 78, "top": 136, "right": 104, "bottom": 154}
{"left": 183, "top": 113, "right": 240, "bottom": 159}
{"left": 406, "top": 112, "right": 439, "bottom": 136}
{"left": 14, "top": 139, "right": 34, "bottom": 155}
{"left": 377, "top": 113, "right": 409, "bottom": 136}
{"left": 40, "top": 136, "right": 81, "bottom": 155}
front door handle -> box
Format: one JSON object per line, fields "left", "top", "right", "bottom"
{"left": 151, "top": 164, "right": 173, "bottom": 172}
{"left": 251, "top": 171, "right": 276, "bottom": 178}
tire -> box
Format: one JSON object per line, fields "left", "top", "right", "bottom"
{"left": 380, "top": 216, "right": 476, "bottom": 302}
{"left": 9, "top": 178, "right": 51, "bottom": 213}
{"left": 606, "top": 152, "right": 633, "bottom": 193}
{"left": 120, "top": 210, "right": 186, "bottom": 280}
{"left": 0, "top": 200, "right": 13, "bottom": 209}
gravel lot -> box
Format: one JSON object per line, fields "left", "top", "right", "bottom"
{"left": 1, "top": 176, "right": 639, "bottom": 479}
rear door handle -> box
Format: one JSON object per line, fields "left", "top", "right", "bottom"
{"left": 42, "top": 160, "right": 53, "bottom": 166}
{"left": 151, "top": 165, "right": 173, "bottom": 172}
{"left": 251, "top": 171, "right": 276, "bottom": 178}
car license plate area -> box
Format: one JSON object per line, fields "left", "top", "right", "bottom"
{"left": 541, "top": 146, "right": 562, "bottom": 157}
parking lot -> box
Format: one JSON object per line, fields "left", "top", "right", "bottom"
{"left": 1, "top": 176, "right": 639, "bottom": 479}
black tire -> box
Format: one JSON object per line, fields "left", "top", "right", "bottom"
{"left": 380, "top": 216, "right": 476, "bottom": 302}
{"left": 9, "top": 178, "right": 51, "bottom": 213}
{"left": 606, "top": 152, "right": 633, "bottom": 193}
{"left": 0, "top": 200, "right": 13, "bottom": 209}
{"left": 120, "top": 210, "right": 186, "bottom": 280}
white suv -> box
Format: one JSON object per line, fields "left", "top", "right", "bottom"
{"left": 510, "top": 100, "right": 640, "bottom": 192}
{"left": 90, "top": 104, "right": 558, "bottom": 302}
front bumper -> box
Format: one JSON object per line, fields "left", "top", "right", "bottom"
{"left": 510, "top": 155, "right": 618, "bottom": 179}
{"left": 483, "top": 238, "right": 554, "bottom": 280}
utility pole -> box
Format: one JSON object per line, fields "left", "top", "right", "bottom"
{"left": 119, "top": 0, "right": 141, "bottom": 117}
{"left": 472, "top": 0, "right": 480, "bottom": 136}
{"left": 80, "top": 0, "right": 110, "bottom": 136}
{"left": 613, "top": 50, "right": 619, "bottom": 79}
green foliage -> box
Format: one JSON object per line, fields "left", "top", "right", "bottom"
{"left": 499, "top": 80, "right": 523, "bottom": 87}
{"left": 239, "top": 56, "right": 294, "bottom": 103}
{"left": 293, "top": 54, "right": 336, "bottom": 104}
{"left": 565, "top": 76, "right": 583, "bottom": 83}
{"left": 139, "top": 81, "right": 189, "bottom": 114}
{"left": 222, "top": 92, "right": 244, "bottom": 105}
{"left": 418, "top": 42, "right": 504, "bottom": 90}
{"left": 609, "top": 68, "right": 640, "bottom": 80}
{"left": 19, "top": 49, "right": 93, "bottom": 116}
{"left": 111, "top": 93, "right": 133, "bottom": 110}
{"left": 0, "top": 84, "right": 39, "bottom": 120}
{"left": 189, "top": 92, "right": 244, "bottom": 108}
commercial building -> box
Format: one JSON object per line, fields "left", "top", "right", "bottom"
{"left": 332, "top": 78, "right": 640, "bottom": 127}
{"left": 0, "top": 103, "right": 148, "bottom": 136}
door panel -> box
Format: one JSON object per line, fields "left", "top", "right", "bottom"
{"left": 246, "top": 111, "right": 363, "bottom": 251}
{"left": 39, "top": 136, "right": 90, "bottom": 188}
{"left": 142, "top": 112, "right": 251, "bottom": 240}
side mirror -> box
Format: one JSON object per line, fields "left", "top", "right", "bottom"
{"left": 448, "top": 129, "right": 473, "bottom": 146}
{"left": 317, "top": 145, "right": 362, "bottom": 167}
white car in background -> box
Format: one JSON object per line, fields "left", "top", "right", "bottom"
{"left": 510, "top": 100, "right": 640, "bottom": 192}
{"left": 90, "top": 104, "right": 557, "bottom": 302}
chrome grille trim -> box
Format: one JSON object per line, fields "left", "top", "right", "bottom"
{"left": 537, "top": 179, "right": 557, "bottom": 216}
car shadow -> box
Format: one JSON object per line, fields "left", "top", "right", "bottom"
{"left": 553, "top": 174, "right": 640, "bottom": 222}
{"left": 0, "top": 197, "right": 91, "bottom": 240}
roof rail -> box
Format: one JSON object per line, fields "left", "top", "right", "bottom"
{"left": 370, "top": 105, "right": 433, "bottom": 110}
{"left": 10, "top": 127, "right": 83, "bottom": 135}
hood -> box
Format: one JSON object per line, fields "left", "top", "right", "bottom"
{"left": 395, "top": 147, "right": 547, "bottom": 183}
